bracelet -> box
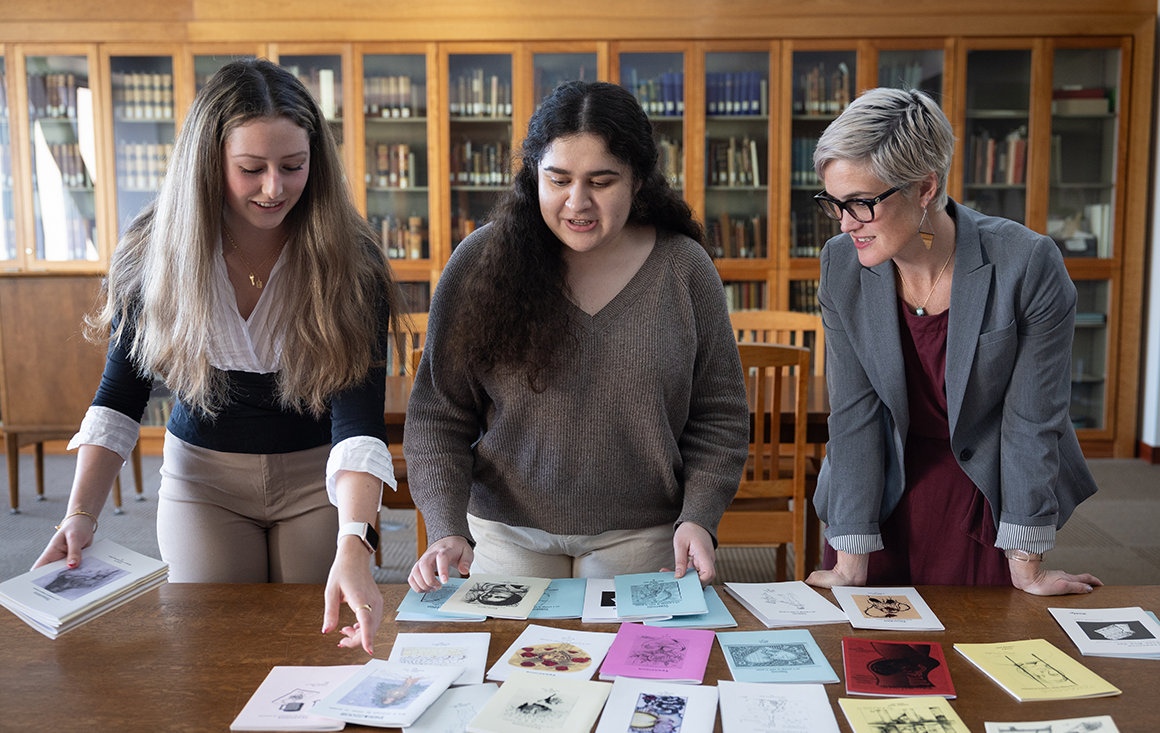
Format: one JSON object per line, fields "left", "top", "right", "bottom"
{"left": 1004, "top": 548, "right": 1042, "bottom": 562}
{"left": 56, "top": 510, "right": 99, "bottom": 533}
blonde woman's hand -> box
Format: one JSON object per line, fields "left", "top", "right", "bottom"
{"left": 32, "top": 512, "right": 97, "bottom": 571}
{"left": 322, "top": 537, "right": 383, "bottom": 655}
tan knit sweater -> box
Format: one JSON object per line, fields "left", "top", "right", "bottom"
{"left": 403, "top": 226, "right": 748, "bottom": 546}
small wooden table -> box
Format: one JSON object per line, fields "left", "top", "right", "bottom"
{"left": 2, "top": 583, "right": 1157, "bottom": 732}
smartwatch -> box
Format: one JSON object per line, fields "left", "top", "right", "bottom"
{"left": 338, "top": 522, "right": 380, "bottom": 554}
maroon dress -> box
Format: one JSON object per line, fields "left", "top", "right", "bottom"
{"left": 824, "top": 298, "right": 1011, "bottom": 586}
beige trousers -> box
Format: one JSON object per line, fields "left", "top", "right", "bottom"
{"left": 156, "top": 432, "right": 337, "bottom": 583}
{"left": 466, "top": 513, "right": 675, "bottom": 579}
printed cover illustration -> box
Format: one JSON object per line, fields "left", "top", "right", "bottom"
{"left": 1048, "top": 606, "right": 1160, "bottom": 658}
{"left": 387, "top": 631, "right": 490, "bottom": 685}
{"left": 723, "top": 581, "right": 848, "bottom": 627}
{"left": 717, "top": 629, "right": 838, "bottom": 684}
{"left": 613, "top": 572, "right": 707, "bottom": 619}
{"left": 983, "top": 715, "right": 1120, "bottom": 733}
{"left": 953, "top": 639, "right": 1121, "bottom": 701}
{"left": 838, "top": 695, "right": 970, "bottom": 733}
{"left": 718, "top": 681, "right": 841, "bottom": 733}
{"left": 600, "top": 623, "right": 715, "bottom": 682}
{"left": 311, "top": 660, "right": 461, "bottom": 727}
{"left": 395, "top": 577, "right": 485, "bottom": 621}
{"left": 842, "top": 638, "right": 956, "bottom": 698}
{"left": 594, "top": 676, "right": 719, "bottom": 733}
{"left": 831, "top": 586, "right": 943, "bottom": 631}
{"left": 467, "top": 669, "right": 611, "bottom": 733}
{"left": 439, "top": 574, "right": 552, "bottom": 619}
{"left": 644, "top": 586, "right": 737, "bottom": 629}
{"left": 488, "top": 624, "right": 617, "bottom": 681}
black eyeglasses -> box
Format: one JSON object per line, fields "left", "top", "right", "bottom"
{"left": 814, "top": 186, "right": 902, "bottom": 223}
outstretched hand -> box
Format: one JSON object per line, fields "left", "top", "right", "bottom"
{"left": 663, "top": 522, "right": 716, "bottom": 587}
{"left": 409, "top": 536, "right": 474, "bottom": 592}
{"left": 1010, "top": 559, "right": 1101, "bottom": 596}
{"left": 322, "top": 539, "right": 384, "bottom": 655}
{"left": 32, "top": 513, "right": 97, "bottom": 571}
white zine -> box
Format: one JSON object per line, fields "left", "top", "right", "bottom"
{"left": 310, "top": 660, "right": 462, "bottom": 728}
{"left": 724, "top": 581, "right": 848, "bottom": 628}
{"left": 581, "top": 578, "right": 670, "bottom": 624}
{"left": 407, "top": 684, "right": 499, "bottom": 733}
{"left": 467, "top": 670, "right": 611, "bottom": 733}
{"left": 718, "top": 681, "right": 841, "bottom": 733}
{"left": 387, "top": 632, "right": 491, "bottom": 685}
{"left": 487, "top": 624, "right": 617, "bottom": 682}
{"left": 230, "top": 666, "right": 361, "bottom": 731}
{"left": 984, "top": 715, "right": 1120, "bottom": 733}
{"left": 1048, "top": 606, "right": 1160, "bottom": 659}
{"left": 830, "top": 586, "right": 944, "bottom": 631}
{"left": 594, "top": 677, "right": 718, "bottom": 733}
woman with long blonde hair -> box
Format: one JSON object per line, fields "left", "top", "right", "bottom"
{"left": 33, "top": 58, "right": 406, "bottom": 654}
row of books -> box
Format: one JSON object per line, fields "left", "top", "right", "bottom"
{"left": 43, "top": 143, "right": 93, "bottom": 189}
{"left": 364, "top": 75, "right": 427, "bottom": 118}
{"left": 790, "top": 279, "right": 821, "bottom": 314}
{"left": 450, "top": 70, "right": 512, "bottom": 118}
{"left": 115, "top": 142, "right": 173, "bottom": 192}
{"left": 450, "top": 212, "right": 482, "bottom": 248}
{"left": 790, "top": 207, "right": 841, "bottom": 256}
{"left": 966, "top": 125, "right": 1027, "bottom": 185}
{"left": 1052, "top": 86, "right": 1112, "bottom": 116}
{"left": 28, "top": 73, "right": 87, "bottom": 120}
{"left": 370, "top": 143, "right": 420, "bottom": 189}
{"left": 449, "top": 140, "right": 511, "bottom": 187}
{"left": 533, "top": 65, "right": 591, "bottom": 110}
{"left": 283, "top": 66, "right": 341, "bottom": 120}
{"left": 398, "top": 281, "right": 432, "bottom": 313}
{"left": 707, "top": 212, "right": 767, "bottom": 259}
{"left": 38, "top": 212, "right": 97, "bottom": 262}
{"left": 723, "top": 280, "right": 767, "bottom": 311}
{"left": 110, "top": 72, "right": 175, "bottom": 121}
{"left": 791, "top": 136, "right": 822, "bottom": 186}
{"left": 706, "top": 71, "right": 768, "bottom": 116}
{"left": 370, "top": 213, "right": 427, "bottom": 261}
{"left": 707, "top": 137, "right": 762, "bottom": 187}
{"left": 623, "top": 70, "right": 685, "bottom": 117}
{"left": 794, "top": 61, "right": 852, "bottom": 116}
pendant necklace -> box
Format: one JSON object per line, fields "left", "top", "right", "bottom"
{"left": 223, "top": 227, "right": 282, "bottom": 289}
{"left": 895, "top": 242, "right": 955, "bottom": 316}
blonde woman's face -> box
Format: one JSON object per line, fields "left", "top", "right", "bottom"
{"left": 222, "top": 117, "right": 310, "bottom": 237}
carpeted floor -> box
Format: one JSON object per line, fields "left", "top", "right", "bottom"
{"left": 2, "top": 454, "right": 1158, "bottom": 586}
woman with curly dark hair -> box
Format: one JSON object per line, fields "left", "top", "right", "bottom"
{"left": 405, "top": 80, "right": 748, "bottom": 590}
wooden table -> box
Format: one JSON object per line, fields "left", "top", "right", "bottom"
{"left": 2, "top": 583, "right": 1157, "bottom": 732}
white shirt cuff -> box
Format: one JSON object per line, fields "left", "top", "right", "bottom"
{"left": 325, "top": 435, "right": 397, "bottom": 509}
{"left": 66, "top": 405, "right": 140, "bottom": 461}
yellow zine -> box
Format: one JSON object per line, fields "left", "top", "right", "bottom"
{"left": 953, "top": 638, "right": 1121, "bottom": 701}
{"left": 838, "top": 696, "right": 970, "bottom": 733}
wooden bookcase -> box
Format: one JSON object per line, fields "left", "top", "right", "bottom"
{"left": 0, "top": 1, "right": 1153, "bottom": 459}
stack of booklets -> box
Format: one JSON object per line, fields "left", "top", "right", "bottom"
{"left": 983, "top": 715, "right": 1121, "bottom": 733}
{"left": 230, "top": 666, "right": 361, "bottom": 731}
{"left": 838, "top": 696, "right": 970, "bottom": 733}
{"left": 1048, "top": 606, "right": 1160, "bottom": 659}
{"left": 953, "top": 639, "right": 1122, "bottom": 701}
{"left": 528, "top": 578, "right": 587, "bottom": 620}
{"left": 594, "top": 676, "right": 718, "bottom": 733}
{"left": 724, "top": 580, "right": 848, "bottom": 627}
{"left": 309, "top": 659, "right": 462, "bottom": 728}
{"left": 598, "top": 623, "right": 715, "bottom": 683}
{"left": 841, "top": 637, "right": 956, "bottom": 698}
{"left": 0, "top": 538, "right": 168, "bottom": 638}
{"left": 467, "top": 669, "right": 610, "bottom": 733}
{"left": 831, "top": 586, "right": 944, "bottom": 631}
{"left": 386, "top": 632, "right": 491, "bottom": 685}
{"left": 581, "top": 579, "right": 670, "bottom": 624}
{"left": 436, "top": 574, "right": 553, "bottom": 620}
{"left": 643, "top": 586, "right": 737, "bottom": 629}
{"left": 613, "top": 572, "right": 707, "bottom": 621}
{"left": 395, "top": 577, "right": 485, "bottom": 622}
{"left": 718, "top": 681, "right": 840, "bottom": 733}
{"left": 717, "top": 629, "right": 839, "bottom": 683}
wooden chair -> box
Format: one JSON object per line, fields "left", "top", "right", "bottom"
{"left": 729, "top": 309, "right": 824, "bottom": 376}
{"left": 376, "top": 317, "right": 428, "bottom": 567}
{"left": 0, "top": 276, "right": 143, "bottom": 515}
{"left": 717, "top": 343, "right": 811, "bottom": 581}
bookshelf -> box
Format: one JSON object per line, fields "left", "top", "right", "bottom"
{"left": 0, "top": 1, "right": 1151, "bottom": 459}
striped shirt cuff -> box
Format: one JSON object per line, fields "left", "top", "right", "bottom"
{"left": 996, "top": 521, "right": 1055, "bottom": 555}
{"left": 825, "top": 532, "right": 884, "bottom": 555}
{"left": 66, "top": 405, "right": 140, "bottom": 461}
{"left": 325, "top": 435, "right": 397, "bottom": 509}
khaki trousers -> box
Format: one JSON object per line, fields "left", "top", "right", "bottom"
{"left": 157, "top": 432, "right": 337, "bottom": 583}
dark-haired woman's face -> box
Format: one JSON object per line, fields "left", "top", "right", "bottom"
{"left": 537, "top": 133, "right": 636, "bottom": 257}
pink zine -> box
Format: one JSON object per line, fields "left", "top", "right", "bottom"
{"left": 598, "top": 623, "right": 716, "bottom": 684}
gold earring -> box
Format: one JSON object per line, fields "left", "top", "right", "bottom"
{"left": 918, "top": 205, "right": 934, "bottom": 250}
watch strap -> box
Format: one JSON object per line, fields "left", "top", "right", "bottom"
{"left": 337, "top": 521, "right": 379, "bottom": 553}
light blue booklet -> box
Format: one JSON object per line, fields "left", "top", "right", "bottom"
{"left": 717, "top": 629, "right": 839, "bottom": 683}
{"left": 613, "top": 571, "right": 708, "bottom": 620}
{"left": 642, "top": 586, "right": 737, "bottom": 629}
{"left": 395, "top": 577, "right": 486, "bottom": 622}
{"left": 528, "top": 577, "right": 587, "bottom": 619}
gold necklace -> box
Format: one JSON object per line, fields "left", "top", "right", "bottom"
{"left": 223, "top": 227, "right": 281, "bottom": 289}
{"left": 895, "top": 243, "right": 955, "bottom": 316}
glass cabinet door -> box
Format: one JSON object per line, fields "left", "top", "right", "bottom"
{"left": 619, "top": 52, "right": 684, "bottom": 191}
{"left": 705, "top": 51, "right": 769, "bottom": 262}
{"left": 789, "top": 49, "right": 855, "bottom": 260}
{"left": 877, "top": 49, "right": 944, "bottom": 101}
{"left": 1, "top": 55, "right": 15, "bottom": 263}
{"left": 534, "top": 52, "right": 597, "bottom": 110}
{"left": 364, "top": 53, "right": 430, "bottom": 262}
{"left": 962, "top": 49, "right": 1031, "bottom": 224}
{"left": 26, "top": 55, "right": 98, "bottom": 262}
{"left": 1071, "top": 280, "right": 1109, "bottom": 430}
{"left": 194, "top": 53, "right": 257, "bottom": 93}
{"left": 448, "top": 53, "right": 512, "bottom": 250}
{"left": 1047, "top": 47, "right": 1120, "bottom": 259}
{"left": 110, "top": 55, "right": 175, "bottom": 237}
{"left": 278, "top": 54, "right": 344, "bottom": 153}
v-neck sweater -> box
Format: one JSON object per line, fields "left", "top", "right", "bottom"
{"left": 403, "top": 225, "right": 749, "bottom": 544}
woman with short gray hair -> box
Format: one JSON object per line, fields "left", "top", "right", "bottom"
{"left": 805, "top": 87, "right": 1100, "bottom": 595}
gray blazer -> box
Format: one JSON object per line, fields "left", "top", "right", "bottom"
{"left": 814, "top": 200, "right": 1097, "bottom": 555}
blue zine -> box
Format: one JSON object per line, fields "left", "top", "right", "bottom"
{"left": 395, "top": 577, "right": 485, "bottom": 620}
{"left": 613, "top": 571, "right": 708, "bottom": 619}
{"left": 717, "top": 629, "right": 839, "bottom": 684}
{"left": 643, "top": 586, "right": 737, "bottom": 629}
{"left": 528, "top": 577, "right": 587, "bottom": 619}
